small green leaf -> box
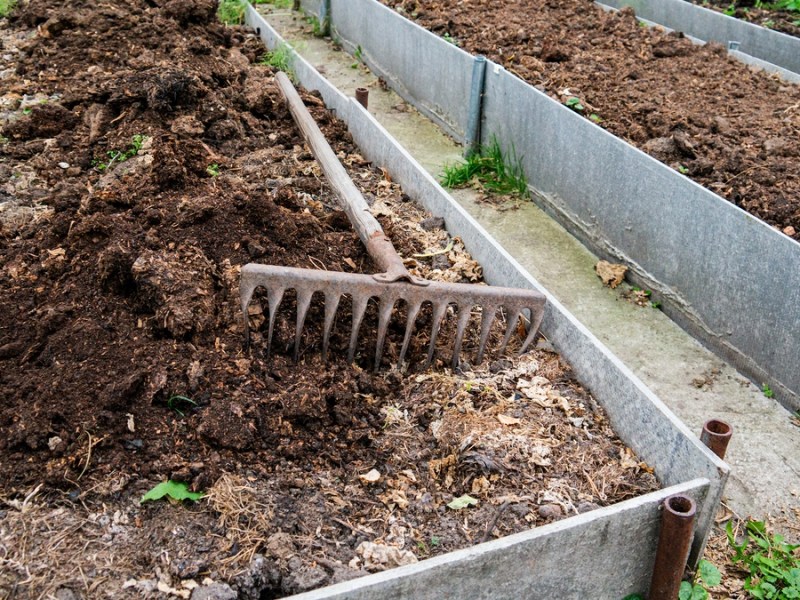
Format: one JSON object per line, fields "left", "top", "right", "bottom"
{"left": 140, "top": 480, "right": 204, "bottom": 504}
{"left": 565, "top": 97, "right": 585, "bottom": 112}
{"left": 679, "top": 581, "right": 694, "bottom": 600}
{"left": 691, "top": 583, "right": 708, "bottom": 600}
{"left": 447, "top": 494, "right": 478, "bottom": 510}
{"left": 698, "top": 560, "right": 721, "bottom": 587}
{"left": 622, "top": 595, "right": 644, "bottom": 600}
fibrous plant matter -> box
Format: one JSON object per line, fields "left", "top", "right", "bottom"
{"left": 384, "top": 0, "right": 800, "bottom": 241}
{"left": 0, "top": 0, "right": 658, "bottom": 597}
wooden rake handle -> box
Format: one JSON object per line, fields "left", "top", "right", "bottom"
{"left": 275, "top": 72, "right": 427, "bottom": 286}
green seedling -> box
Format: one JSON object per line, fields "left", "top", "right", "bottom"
{"left": 303, "top": 14, "right": 326, "bottom": 37}
{"left": 565, "top": 96, "right": 585, "bottom": 112}
{"left": 22, "top": 108, "right": 32, "bottom": 115}
{"left": 650, "top": 301, "right": 662, "bottom": 309}
{"left": 442, "top": 32, "right": 460, "bottom": 46}
{"left": 167, "top": 394, "right": 197, "bottom": 417}
{"left": 728, "top": 519, "right": 800, "bottom": 599}
{"left": 589, "top": 113, "right": 602, "bottom": 123}
{"left": 140, "top": 480, "right": 204, "bottom": 504}
{"left": 0, "top": 0, "right": 17, "bottom": 17}
{"left": 350, "top": 44, "right": 364, "bottom": 67}
{"left": 206, "top": 163, "right": 221, "bottom": 177}
{"left": 678, "top": 164, "right": 689, "bottom": 174}
{"left": 724, "top": 2, "right": 737, "bottom": 15}
{"left": 762, "top": 383, "right": 775, "bottom": 398}
{"left": 679, "top": 559, "right": 721, "bottom": 600}
{"left": 93, "top": 134, "right": 145, "bottom": 172}
{"left": 217, "top": 0, "right": 245, "bottom": 25}
{"left": 763, "top": 19, "right": 775, "bottom": 28}
{"left": 441, "top": 138, "right": 529, "bottom": 198}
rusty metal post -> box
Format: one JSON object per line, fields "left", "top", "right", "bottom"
{"left": 649, "top": 494, "right": 697, "bottom": 600}
{"left": 355, "top": 87, "right": 369, "bottom": 110}
{"left": 700, "top": 419, "right": 732, "bottom": 460}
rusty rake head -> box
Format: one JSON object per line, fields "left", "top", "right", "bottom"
{"left": 240, "top": 263, "right": 546, "bottom": 369}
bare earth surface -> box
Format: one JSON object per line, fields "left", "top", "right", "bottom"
{"left": 0, "top": 1, "right": 661, "bottom": 598}
{"left": 383, "top": 0, "right": 800, "bottom": 241}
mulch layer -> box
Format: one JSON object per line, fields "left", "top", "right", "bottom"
{"left": 0, "top": 1, "right": 659, "bottom": 598}
{"left": 383, "top": 0, "right": 800, "bottom": 241}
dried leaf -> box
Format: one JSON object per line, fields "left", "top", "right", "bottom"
{"left": 343, "top": 257, "right": 357, "bottom": 270}
{"left": 595, "top": 260, "right": 628, "bottom": 289}
{"left": 359, "top": 469, "right": 381, "bottom": 484}
{"left": 447, "top": 494, "right": 479, "bottom": 510}
{"left": 497, "top": 414, "right": 521, "bottom": 426}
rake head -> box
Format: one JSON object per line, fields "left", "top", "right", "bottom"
{"left": 240, "top": 263, "right": 547, "bottom": 370}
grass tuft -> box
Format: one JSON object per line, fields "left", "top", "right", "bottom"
{"left": 258, "top": 42, "right": 294, "bottom": 77}
{"left": 217, "top": 0, "right": 245, "bottom": 25}
{"left": 0, "top": 0, "right": 17, "bottom": 18}
{"left": 441, "top": 138, "right": 529, "bottom": 198}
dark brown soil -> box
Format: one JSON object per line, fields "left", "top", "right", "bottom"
{"left": 0, "top": 1, "right": 658, "bottom": 598}
{"left": 693, "top": 0, "right": 800, "bottom": 38}
{"left": 385, "top": 0, "right": 800, "bottom": 241}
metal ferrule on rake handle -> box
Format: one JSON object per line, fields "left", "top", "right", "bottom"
{"left": 239, "top": 72, "right": 547, "bottom": 369}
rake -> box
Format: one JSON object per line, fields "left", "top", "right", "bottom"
{"left": 240, "top": 72, "right": 546, "bottom": 369}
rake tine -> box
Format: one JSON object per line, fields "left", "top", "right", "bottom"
{"left": 424, "top": 301, "right": 449, "bottom": 368}
{"left": 321, "top": 291, "right": 341, "bottom": 363}
{"left": 347, "top": 293, "right": 370, "bottom": 363}
{"left": 373, "top": 297, "right": 397, "bottom": 371}
{"left": 475, "top": 302, "right": 498, "bottom": 365}
{"left": 518, "top": 307, "right": 541, "bottom": 355}
{"left": 499, "top": 309, "right": 522, "bottom": 355}
{"left": 293, "top": 288, "right": 314, "bottom": 363}
{"left": 266, "top": 286, "right": 286, "bottom": 360}
{"left": 451, "top": 303, "right": 473, "bottom": 369}
{"left": 398, "top": 300, "right": 422, "bottom": 366}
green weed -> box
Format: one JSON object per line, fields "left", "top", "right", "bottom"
{"left": 259, "top": 42, "right": 294, "bottom": 78}
{"left": 678, "top": 164, "right": 689, "bottom": 174}
{"left": 254, "top": 0, "right": 292, "bottom": 7}
{"left": 762, "top": 383, "right": 775, "bottom": 398}
{"left": 565, "top": 96, "right": 585, "bottom": 112}
{"left": 441, "top": 138, "right": 529, "bottom": 198}
{"left": 167, "top": 395, "right": 197, "bottom": 418}
{"left": 206, "top": 163, "right": 221, "bottom": 177}
{"left": 140, "top": 480, "right": 204, "bottom": 504}
{"left": 93, "top": 134, "right": 145, "bottom": 172}
{"left": 443, "top": 32, "right": 460, "bottom": 46}
{"left": 775, "top": 0, "right": 800, "bottom": 11}
{"left": 0, "top": 0, "right": 16, "bottom": 18}
{"left": 724, "top": 2, "right": 737, "bottom": 15}
{"left": 728, "top": 520, "right": 800, "bottom": 599}
{"left": 218, "top": 0, "right": 245, "bottom": 25}
{"left": 679, "top": 560, "right": 722, "bottom": 600}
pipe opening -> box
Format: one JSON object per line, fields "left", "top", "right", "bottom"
{"left": 704, "top": 419, "right": 731, "bottom": 436}
{"left": 666, "top": 495, "right": 696, "bottom": 517}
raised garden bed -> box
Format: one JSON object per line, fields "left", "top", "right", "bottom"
{"left": 382, "top": 0, "right": 800, "bottom": 240}
{"left": 0, "top": 1, "right": 717, "bottom": 598}
{"left": 690, "top": 0, "right": 800, "bottom": 38}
